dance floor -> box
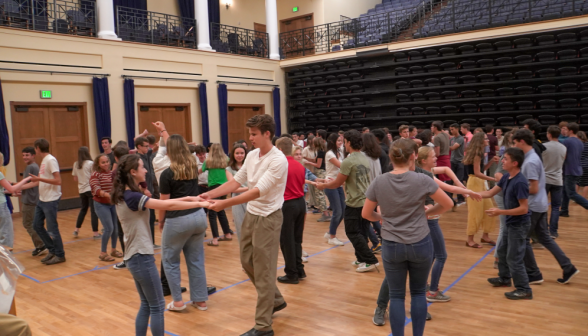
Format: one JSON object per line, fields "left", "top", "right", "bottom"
{"left": 11, "top": 202, "right": 587, "bottom": 336}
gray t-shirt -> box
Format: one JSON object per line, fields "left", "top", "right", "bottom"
{"left": 22, "top": 163, "right": 39, "bottom": 205}
{"left": 542, "top": 141, "right": 566, "bottom": 186}
{"left": 450, "top": 136, "right": 465, "bottom": 163}
{"left": 434, "top": 132, "right": 450, "bottom": 156}
{"left": 116, "top": 190, "right": 154, "bottom": 260}
{"left": 415, "top": 166, "right": 435, "bottom": 205}
{"left": 366, "top": 171, "right": 439, "bottom": 244}
{"left": 521, "top": 150, "right": 548, "bottom": 213}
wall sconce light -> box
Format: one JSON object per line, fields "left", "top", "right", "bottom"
{"left": 222, "top": 0, "right": 233, "bottom": 9}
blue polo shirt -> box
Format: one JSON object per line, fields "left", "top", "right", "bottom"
{"left": 497, "top": 172, "right": 530, "bottom": 226}
{"left": 521, "top": 149, "right": 548, "bottom": 213}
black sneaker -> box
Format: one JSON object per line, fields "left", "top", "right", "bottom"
{"left": 207, "top": 286, "right": 216, "bottom": 295}
{"left": 488, "top": 277, "right": 512, "bottom": 287}
{"left": 560, "top": 212, "right": 569, "bottom": 217}
{"left": 272, "top": 301, "right": 287, "bottom": 314}
{"left": 113, "top": 261, "right": 127, "bottom": 270}
{"left": 528, "top": 275, "right": 544, "bottom": 285}
{"left": 32, "top": 246, "right": 47, "bottom": 257}
{"left": 426, "top": 312, "right": 432, "bottom": 320}
{"left": 557, "top": 267, "right": 580, "bottom": 284}
{"left": 44, "top": 255, "right": 66, "bottom": 265}
{"left": 41, "top": 252, "right": 55, "bottom": 263}
{"left": 550, "top": 232, "right": 559, "bottom": 239}
{"left": 372, "top": 306, "right": 387, "bottom": 326}
{"left": 277, "top": 275, "right": 299, "bottom": 284}
{"left": 504, "top": 289, "right": 532, "bottom": 300}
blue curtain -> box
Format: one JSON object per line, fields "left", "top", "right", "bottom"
{"left": 113, "top": 0, "right": 147, "bottom": 10}
{"left": 178, "top": 0, "right": 194, "bottom": 19}
{"left": 0, "top": 79, "right": 9, "bottom": 166}
{"left": 92, "top": 77, "right": 112, "bottom": 153}
{"left": 218, "top": 84, "right": 229, "bottom": 153}
{"left": 208, "top": 0, "right": 220, "bottom": 26}
{"left": 199, "top": 83, "right": 210, "bottom": 147}
{"left": 124, "top": 79, "right": 136, "bottom": 149}
{"left": 273, "top": 87, "right": 281, "bottom": 137}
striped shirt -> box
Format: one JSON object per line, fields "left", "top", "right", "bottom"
{"left": 90, "top": 171, "right": 113, "bottom": 204}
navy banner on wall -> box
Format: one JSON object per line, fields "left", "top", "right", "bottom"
{"left": 273, "top": 87, "right": 281, "bottom": 137}
{"left": 199, "top": 83, "right": 210, "bottom": 146}
{"left": 123, "top": 78, "right": 136, "bottom": 149}
{"left": 0, "top": 79, "right": 9, "bottom": 166}
{"left": 92, "top": 77, "right": 112, "bottom": 152}
{"left": 218, "top": 83, "right": 229, "bottom": 153}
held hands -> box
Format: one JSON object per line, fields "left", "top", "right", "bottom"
{"left": 316, "top": 182, "right": 326, "bottom": 190}
{"left": 208, "top": 199, "right": 227, "bottom": 212}
{"left": 199, "top": 193, "right": 211, "bottom": 201}
{"left": 467, "top": 191, "right": 483, "bottom": 202}
{"left": 28, "top": 174, "right": 40, "bottom": 183}
{"left": 485, "top": 208, "right": 501, "bottom": 217}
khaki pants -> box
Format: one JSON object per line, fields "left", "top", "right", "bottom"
{"left": 21, "top": 204, "right": 44, "bottom": 249}
{"left": 0, "top": 314, "right": 32, "bottom": 336}
{"left": 240, "top": 209, "right": 285, "bottom": 331}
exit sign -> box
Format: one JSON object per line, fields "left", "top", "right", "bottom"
{"left": 40, "top": 90, "right": 52, "bottom": 99}
{"left": 293, "top": 6, "right": 299, "bottom": 12}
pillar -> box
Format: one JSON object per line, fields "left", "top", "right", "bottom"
{"left": 265, "top": 0, "right": 280, "bottom": 60}
{"left": 96, "top": 0, "right": 120, "bottom": 40}
{"left": 196, "top": 0, "right": 214, "bottom": 51}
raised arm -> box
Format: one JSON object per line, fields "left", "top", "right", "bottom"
{"left": 432, "top": 166, "right": 465, "bottom": 188}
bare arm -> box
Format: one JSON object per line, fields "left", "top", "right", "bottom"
{"left": 431, "top": 166, "right": 465, "bottom": 188}
{"left": 158, "top": 194, "right": 169, "bottom": 231}
{"left": 1, "top": 177, "right": 31, "bottom": 194}
{"left": 434, "top": 145, "right": 440, "bottom": 157}
{"left": 450, "top": 142, "right": 460, "bottom": 151}
{"left": 425, "top": 188, "right": 453, "bottom": 217}
{"left": 307, "top": 157, "right": 323, "bottom": 168}
{"left": 134, "top": 129, "right": 149, "bottom": 142}
{"left": 145, "top": 198, "right": 209, "bottom": 211}
{"left": 317, "top": 172, "right": 347, "bottom": 190}
{"left": 202, "top": 179, "right": 241, "bottom": 199}
{"left": 473, "top": 157, "right": 494, "bottom": 181}
{"left": 478, "top": 185, "right": 502, "bottom": 199}
{"left": 529, "top": 179, "right": 539, "bottom": 195}
{"left": 433, "top": 176, "right": 482, "bottom": 201}
{"left": 30, "top": 171, "right": 61, "bottom": 185}
{"left": 362, "top": 198, "right": 382, "bottom": 222}
{"left": 19, "top": 181, "right": 39, "bottom": 190}
{"left": 487, "top": 199, "right": 528, "bottom": 217}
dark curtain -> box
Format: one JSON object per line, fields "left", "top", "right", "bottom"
{"left": 199, "top": 83, "right": 210, "bottom": 147}
{"left": 273, "top": 87, "right": 281, "bottom": 137}
{"left": 208, "top": 0, "right": 220, "bottom": 25}
{"left": 178, "top": 0, "right": 194, "bottom": 19}
{"left": 113, "top": 0, "right": 147, "bottom": 10}
{"left": 92, "top": 77, "right": 112, "bottom": 153}
{"left": 0, "top": 79, "right": 9, "bottom": 166}
{"left": 124, "top": 79, "right": 136, "bottom": 149}
{"left": 218, "top": 84, "right": 229, "bottom": 153}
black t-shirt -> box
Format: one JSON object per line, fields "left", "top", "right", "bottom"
{"left": 106, "top": 152, "right": 116, "bottom": 170}
{"left": 139, "top": 149, "right": 155, "bottom": 193}
{"left": 465, "top": 155, "right": 485, "bottom": 176}
{"left": 158, "top": 168, "right": 201, "bottom": 219}
{"left": 317, "top": 150, "right": 326, "bottom": 170}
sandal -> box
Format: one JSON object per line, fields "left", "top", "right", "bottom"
{"left": 481, "top": 239, "right": 496, "bottom": 246}
{"left": 465, "top": 242, "right": 483, "bottom": 249}
{"left": 167, "top": 301, "right": 186, "bottom": 312}
{"left": 207, "top": 241, "right": 219, "bottom": 247}
{"left": 99, "top": 254, "right": 115, "bottom": 262}
{"left": 111, "top": 250, "right": 123, "bottom": 258}
{"left": 191, "top": 301, "right": 208, "bottom": 311}
{"left": 218, "top": 236, "right": 232, "bottom": 241}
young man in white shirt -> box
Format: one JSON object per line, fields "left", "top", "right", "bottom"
{"left": 29, "top": 138, "right": 65, "bottom": 265}
{"left": 202, "top": 114, "right": 288, "bottom": 336}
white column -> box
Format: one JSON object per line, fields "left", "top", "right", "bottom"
{"left": 96, "top": 0, "right": 120, "bottom": 40}
{"left": 196, "top": 0, "right": 214, "bottom": 51}
{"left": 265, "top": 0, "right": 280, "bottom": 60}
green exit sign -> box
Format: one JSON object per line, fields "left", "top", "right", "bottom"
{"left": 293, "top": 6, "right": 299, "bottom": 12}
{"left": 40, "top": 90, "right": 52, "bottom": 99}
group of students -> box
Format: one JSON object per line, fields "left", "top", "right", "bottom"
{"left": 1, "top": 114, "right": 585, "bottom": 336}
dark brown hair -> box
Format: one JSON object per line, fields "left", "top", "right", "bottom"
{"left": 362, "top": 133, "right": 381, "bottom": 159}
{"left": 111, "top": 154, "right": 143, "bottom": 204}
{"left": 228, "top": 144, "right": 248, "bottom": 171}
{"left": 77, "top": 146, "right": 92, "bottom": 169}
{"left": 114, "top": 145, "right": 129, "bottom": 160}
{"left": 34, "top": 138, "right": 50, "bottom": 153}
{"left": 135, "top": 137, "right": 148, "bottom": 148}
{"left": 390, "top": 139, "right": 417, "bottom": 166}
{"left": 246, "top": 114, "right": 276, "bottom": 138}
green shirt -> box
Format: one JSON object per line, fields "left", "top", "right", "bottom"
{"left": 339, "top": 152, "right": 372, "bottom": 208}
{"left": 202, "top": 161, "right": 228, "bottom": 187}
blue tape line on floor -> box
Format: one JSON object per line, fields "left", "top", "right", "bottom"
{"left": 13, "top": 236, "right": 95, "bottom": 255}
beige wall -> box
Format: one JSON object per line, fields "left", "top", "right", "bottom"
{"left": 323, "top": 0, "right": 380, "bottom": 23}
{"left": 146, "top": 0, "right": 180, "bottom": 16}
{"left": 220, "top": 0, "right": 266, "bottom": 29}
{"left": 277, "top": 0, "right": 324, "bottom": 27}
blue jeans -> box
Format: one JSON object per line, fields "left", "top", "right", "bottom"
{"left": 126, "top": 253, "right": 165, "bottom": 336}
{"left": 545, "top": 184, "right": 563, "bottom": 234}
{"left": 427, "top": 219, "right": 447, "bottom": 292}
{"left": 33, "top": 199, "right": 64, "bottom": 257}
{"left": 0, "top": 203, "right": 14, "bottom": 248}
{"left": 496, "top": 220, "right": 531, "bottom": 292}
{"left": 162, "top": 209, "right": 208, "bottom": 303}
{"left": 324, "top": 187, "right": 345, "bottom": 236}
{"left": 94, "top": 201, "right": 118, "bottom": 253}
{"left": 382, "top": 235, "right": 433, "bottom": 336}
{"left": 494, "top": 194, "right": 507, "bottom": 258}
{"left": 562, "top": 175, "right": 588, "bottom": 213}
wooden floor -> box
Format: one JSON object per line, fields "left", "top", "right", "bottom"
{"left": 11, "top": 201, "right": 588, "bottom": 336}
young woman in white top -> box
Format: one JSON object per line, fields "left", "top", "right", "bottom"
{"left": 302, "top": 135, "right": 318, "bottom": 211}
{"left": 306, "top": 137, "right": 331, "bottom": 222}
{"left": 322, "top": 133, "right": 345, "bottom": 245}
{"left": 72, "top": 146, "right": 100, "bottom": 238}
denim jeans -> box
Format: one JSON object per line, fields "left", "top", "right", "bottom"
{"left": 427, "top": 219, "right": 447, "bottom": 292}
{"left": 562, "top": 175, "right": 588, "bottom": 213}
{"left": 382, "top": 235, "right": 433, "bottom": 336}
{"left": 368, "top": 222, "right": 380, "bottom": 247}
{"left": 126, "top": 253, "right": 165, "bottom": 336}
{"left": 493, "top": 194, "right": 507, "bottom": 259}
{"left": 545, "top": 184, "right": 563, "bottom": 235}
{"left": 0, "top": 203, "right": 14, "bottom": 248}
{"left": 162, "top": 209, "right": 208, "bottom": 303}
{"left": 76, "top": 191, "right": 98, "bottom": 231}
{"left": 94, "top": 201, "right": 118, "bottom": 253}
{"left": 496, "top": 220, "right": 531, "bottom": 292}
{"left": 448, "top": 161, "right": 465, "bottom": 203}
{"left": 33, "top": 199, "right": 65, "bottom": 257}
{"left": 523, "top": 212, "right": 574, "bottom": 279}
{"left": 324, "top": 187, "right": 345, "bottom": 236}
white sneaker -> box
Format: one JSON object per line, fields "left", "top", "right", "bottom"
{"left": 357, "top": 263, "right": 379, "bottom": 273}
{"left": 302, "top": 250, "right": 309, "bottom": 257}
{"left": 328, "top": 237, "right": 344, "bottom": 246}
{"left": 351, "top": 260, "right": 366, "bottom": 267}
{"left": 302, "top": 257, "right": 308, "bottom": 263}
{"left": 323, "top": 232, "right": 330, "bottom": 241}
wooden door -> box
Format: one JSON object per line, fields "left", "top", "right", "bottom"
{"left": 137, "top": 104, "right": 192, "bottom": 143}
{"left": 228, "top": 105, "right": 264, "bottom": 150}
{"left": 280, "top": 14, "right": 315, "bottom": 58}
{"left": 11, "top": 103, "right": 88, "bottom": 210}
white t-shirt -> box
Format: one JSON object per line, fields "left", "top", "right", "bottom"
{"left": 39, "top": 154, "right": 62, "bottom": 202}
{"left": 153, "top": 137, "right": 171, "bottom": 184}
{"left": 196, "top": 154, "right": 209, "bottom": 185}
{"left": 72, "top": 160, "right": 93, "bottom": 193}
{"left": 302, "top": 147, "right": 316, "bottom": 172}
{"left": 325, "top": 150, "right": 341, "bottom": 180}
{"left": 296, "top": 140, "right": 305, "bottom": 148}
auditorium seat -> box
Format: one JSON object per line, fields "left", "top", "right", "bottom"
{"left": 409, "top": 50, "right": 423, "bottom": 60}
{"left": 425, "top": 78, "right": 441, "bottom": 86}
{"left": 410, "top": 66, "right": 424, "bottom": 74}
{"left": 535, "top": 51, "right": 555, "bottom": 62}
{"left": 558, "top": 49, "right": 577, "bottom": 59}
{"left": 497, "top": 117, "right": 515, "bottom": 126}
{"left": 559, "top": 83, "right": 577, "bottom": 92}
{"left": 477, "top": 59, "right": 494, "bottom": 68}
{"left": 539, "top": 115, "right": 556, "bottom": 124}
{"left": 460, "top": 75, "right": 476, "bottom": 84}
{"left": 351, "top": 110, "right": 364, "bottom": 118}
{"left": 425, "top": 64, "right": 440, "bottom": 72}
{"left": 580, "top": 114, "right": 588, "bottom": 124}
{"left": 395, "top": 67, "right": 409, "bottom": 75}
{"left": 328, "top": 112, "right": 339, "bottom": 119}
{"left": 497, "top": 72, "right": 514, "bottom": 81}
{"left": 397, "top": 107, "right": 411, "bottom": 116}
{"left": 350, "top": 85, "right": 364, "bottom": 93}
{"left": 478, "top": 74, "right": 494, "bottom": 82}
{"left": 479, "top": 117, "right": 495, "bottom": 126}
{"left": 515, "top": 71, "right": 533, "bottom": 80}
{"left": 497, "top": 102, "right": 514, "bottom": 111}
{"left": 412, "top": 107, "right": 426, "bottom": 115}
{"left": 559, "top": 98, "right": 578, "bottom": 108}
{"left": 423, "top": 49, "right": 439, "bottom": 58}
{"left": 458, "top": 45, "right": 475, "bottom": 54}
{"left": 559, "top": 114, "right": 578, "bottom": 123}
{"left": 515, "top": 86, "right": 533, "bottom": 95}
{"left": 443, "top": 120, "right": 457, "bottom": 128}
{"left": 394, "top": 52, "right": 408, "bottom": 62}
{"left": 479, "top": 103, "right": 495, "bottom": 112}
{"left": 461, "top": 90, "right": 477, "bottom": 98}
{"left": 461, "top": 118, "right": 478, "bottom": 126}
{"left": 514, "top": 55, "right": 533, "bottom": 63}
{"left": 516, "top": 114, "right": 533, "bottom": 123}
{"left": 536, "top": 68, "right": 556, "bottom": 77}
{"left": 427, "top": 106, "right": 442, "bottom": 114}
{"left": 440, "top": 47, "right": 455, "bottom": 56}
{"left": 396, "top": 81, "right": 409, "bottom": 89}
{"left": 397, "top": 94, "right": 410, "bottom": 102}
{"left": 411, "top": 93, "right": 425, "bottom": 101}
{"left": 497, "top": 87, "right": 514, "bottom": 96}
{"left": 340, "top": 111, "right": 351, "bottom": 119}
{"left": 410, "top": 79, "right": 424, "bottom": 88}
{"left": 537, "top": 99, "right": 557, "bottom": 109}
{"left": 460, "top": 60, "right": 476, "bottom": 69}
{"left": 426, "top": 92, "right": 441, "bottom": 100}
{"left": 461, "top": 104, "right": 477, "bottom": 113}
{"left": 442, "top": 91, "right": 458, "bottom": 99}
{"left": 536, "top": 35, "right": 556, "bottom": 45}
{"left": 516, "top": 101, "right": 534, "bottom": 110}
{"left": 443, "top": 105, "right": 458, "bottom": 114}
{"left": 514, "top": 38, "right": 532, "bottom": 48}
{"left": 441, "top": 76, "right": 458, "bottom": 85}
{"left": 479, "top": 89, "right": 495, "bottom": 97}
{"left": 558, "top": 67, "right": 577, "bottom": 76}
{"left": 538, "top": 84, "right": 556, "bottom": 93}
{"left": 440, "top": 62, "right": 456, "bottom": 71}
{"left": 496, "top": 57, "right": 513, "bottom": 65}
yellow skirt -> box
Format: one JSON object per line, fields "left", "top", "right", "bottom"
{"left": 466, "top": 175, "right": 495, "bottom": 236}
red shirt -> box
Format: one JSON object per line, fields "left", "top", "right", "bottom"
{"left": 284, "top": 156, "right": 306, "bottom": 201}
{"left": 90, "top": 171, "right": 113, "bottom": 204}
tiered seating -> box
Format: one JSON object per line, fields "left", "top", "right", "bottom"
{"left": 286, "top": 27, "right": 588, "bottom": 135}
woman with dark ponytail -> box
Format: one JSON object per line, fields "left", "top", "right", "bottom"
{"left": 112, "top": 154, "right": 210, "bottom": 336}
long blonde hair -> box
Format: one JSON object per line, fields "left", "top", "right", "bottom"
{"left": 205, "top": 143, "right": 228, "bottom": 169}
{"left": 167, "top": 134, "right": 198, "bottom": 180}
{"left": 416, "top": 146, "right": 434, "bottom": 167}
{"left": 463, "top": 132, "right": 486, "bottom": 165}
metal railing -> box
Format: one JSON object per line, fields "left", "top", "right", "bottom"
{"left": 279, "top": 0, "right": 588, "bottom": 59}
{"left": 116, "top": 6, "right": 197, "bottom": 48}
{"left": 210, "top": 22, "right": 269, "bottom": 58}
{"left": 0, "top": 0, "right": 96, "bottom": 36}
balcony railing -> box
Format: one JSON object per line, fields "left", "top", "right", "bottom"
{"left": 116, "top": 6, "right": 197, "bottom": 48}
{"left": 279, "top": 0, "right": 588, "bottom": 59}
{"left": 0, "top": 0, "right": 96, "bottom": 36}
{"left": 210, "top": 22, "right": 269, "bottom": 58}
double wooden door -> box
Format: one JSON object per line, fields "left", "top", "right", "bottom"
{"left": 280, "top": 14, "right": 315, "bottom": 58}
{"left": 11, "top": 103, "right": 89, "bottom": 210}
{"left": 228, "top": 105, "right": 265, "bottom": 150}
{"left": 137, "top": 104, "right": 192, "bottom": 142}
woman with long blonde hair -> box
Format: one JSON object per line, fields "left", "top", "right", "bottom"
{"left": 200, "top": 143, "right": 234, "bottom": 245}
{"left": 462, "top": 132, "right": 496, "bottom": 248}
